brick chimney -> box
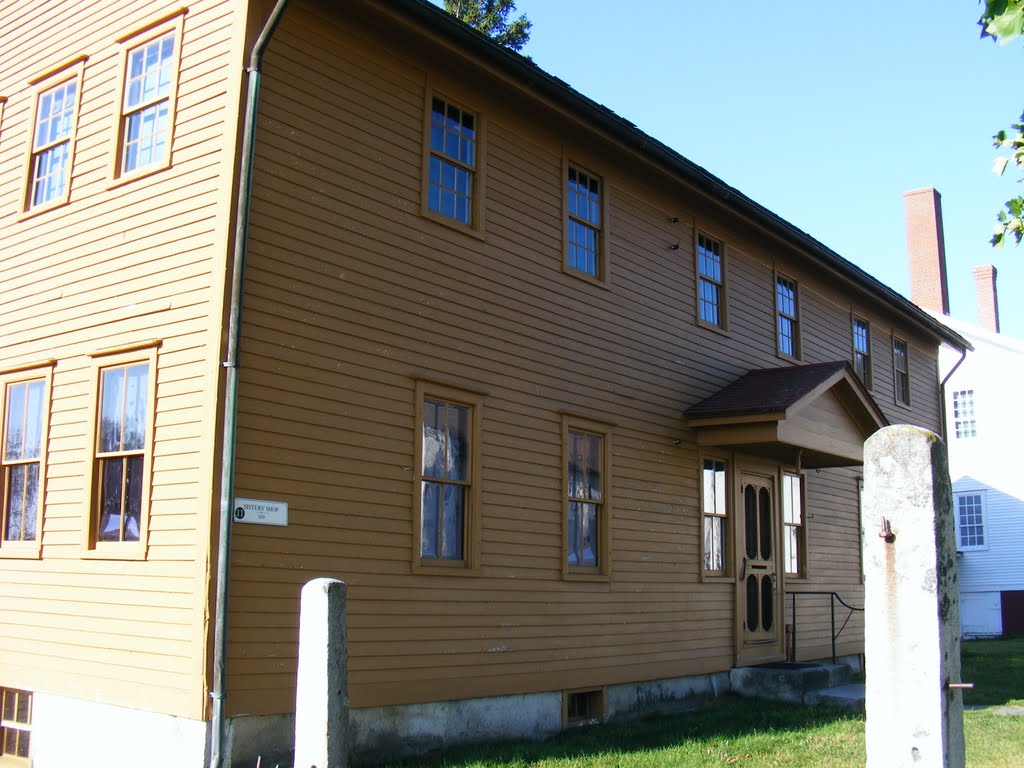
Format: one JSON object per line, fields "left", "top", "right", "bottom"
{"left": 973, "top": 264, "right": 1000, "bottom": 333}
{"left": 904, "top": 188, "right": 950, "bottom": 315}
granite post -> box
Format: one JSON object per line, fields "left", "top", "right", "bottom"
{"left": 294, "top": 578, "right": 349, "bottom": 768}
{"left": 862, "top": 425, "right": 964, "bottom": 768}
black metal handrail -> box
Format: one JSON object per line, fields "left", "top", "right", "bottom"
{"left": 786, "top": 590, "right": 863, "bottom": 663}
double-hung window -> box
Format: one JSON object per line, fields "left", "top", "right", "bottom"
{"left": 564, "top": 417, "right": 611, "bottom": 577}
{"left": 955, "top": 492, "right": 986, "bottom": 550}
{"left": 702, "top": 458, "right": 728, "bottom": 575}
{"left": 893, "top": 338, "right": 911, "bottom": 406}
{"left": 414, "top": 382, "right": 481, "bottom": 570}
{"left": 782, "top": 473, "right": 805, "bottom": 577}
{"left": 852, "top": 317, "right": 872, "bottom": 388}
{"left": 566, "top": 165, "right": 603, "bottom": 279}
{"left": 86, "top": 344, "right": 158, "bottom": 554}
{"left": 115, "top": 16, "right": 184, "bottom": 178}
{"left": 27, "top": 64, "right": 83, "bottom": 209}
{"left": 697, "top": 234, "right": 725, "bottom": 327}
{"left": 953, "top": 389, "right": 976, "bottom": 439}
{"left": 426, "top": 96, "right": 477, "bottom": 227}
{"left": 775, "top": 275, "right": 799, "bottom": 358}
{"left": 0, "top": 364, "right": 52, "bottom": 557}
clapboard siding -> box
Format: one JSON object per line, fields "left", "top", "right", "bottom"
{"left": 223, "top": 0, "right": 945, "bottom": 717}
{"left": 0, "top": 0, "right": 245, "bottom": 718}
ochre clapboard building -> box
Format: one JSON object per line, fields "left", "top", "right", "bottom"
{"left": 0, "top": 1, "right": 968, "bottom": 766}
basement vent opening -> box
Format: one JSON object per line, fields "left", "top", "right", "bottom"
{"left": 564, "top": 688, "right": 605, "bottom": 727}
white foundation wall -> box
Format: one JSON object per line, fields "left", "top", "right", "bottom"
{"left": 31, "top": 693, "right": 208, "bottom": 768}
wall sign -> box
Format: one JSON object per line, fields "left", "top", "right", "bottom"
{"left": 233, "top": 498, "right": 288, "bottom": 527}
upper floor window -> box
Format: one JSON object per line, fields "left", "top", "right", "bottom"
{"left": 115, "top": 16, "right": 184, "bottom": 178}
{"left": 697, "top": 234, "right": 725, "bottom": 328}
{"left": 28, "top": 74, "right": 80, "bottom": 209}
{"left": 427, "top": 96, "right": 477, "bottom": 226}
{"left": 413, "top": 382, "right": 481, "bottom": 571}
{"left": 782, "top": 473, "right": 805, "bottom": 577}
{"left": 852, "top": 317, "right": 871, "bottom": 388}
{"left": 702, "top": 458, "right": 728, "bottom": 575}
{"left": 955, "top": 492, "right": 985, "bottom": 550}
{"left": 564, "top": 416, "right": 611, "bottom": 577}
{"left": 566, "top": 165, "right": 603, "bottom": 279}
{"left": 953, "top": 389, "right": 976, "bottom": 439}
{"left": 2, "top": 378, "right": 46, "bottom": 547}
{"left": 893, "top": 337, "right": 911, "bottom": 406}
{"left": 775, "top": 275, "right": 800, "bottom": 358}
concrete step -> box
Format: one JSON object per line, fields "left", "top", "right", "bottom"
{"left": 806, "top": 682, "right": 866, "bottom": 713}
{"left": 730, "top": 661, "right": 856, "bottom": 706}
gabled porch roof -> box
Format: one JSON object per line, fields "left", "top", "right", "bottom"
{"left": 684, "top": 361, "right": 888, "bottom": 468}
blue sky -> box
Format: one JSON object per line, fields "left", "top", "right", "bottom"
{"left": 434, "top": 1, "right": 1023, "bottom": 337}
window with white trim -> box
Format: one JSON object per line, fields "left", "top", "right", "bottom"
{"left": 955, "top": 492, "right": 986, "bottom": 550}
{"left": 566, "top": 165, "right": 603, "bottom": 279}
{"left": 893, "top": 337, "right": 911, "bottom": 406}
{"left": 953, "top": 389, "right": 976, "bottom": 439}
{"left": 776, "top": 275, "right": 799, "bottom": 358}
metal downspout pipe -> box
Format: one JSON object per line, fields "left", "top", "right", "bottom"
{"left": 211, "top": 1, "right": 292, "bottom": 766}
{"left": 938, "top": 345, "right": 968, "bottom": 445}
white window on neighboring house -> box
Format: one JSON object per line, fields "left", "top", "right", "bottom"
{"left": 953, "top": 389, "right": 976, "bottom": 439}
{"left": 955, "top": 492, "right": 986, "bottom": 550}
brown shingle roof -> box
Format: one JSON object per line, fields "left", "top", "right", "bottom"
{"left": 684, "top": 361, "right": 851, "bottom": 419}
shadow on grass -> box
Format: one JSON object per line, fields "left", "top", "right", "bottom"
{"left": 377, "top": 695, "right": 862, "bottom": 768}
{"left": 962, "top": 636, "right": 1024, "bottom": 707}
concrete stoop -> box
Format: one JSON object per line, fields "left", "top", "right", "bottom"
{"left": 729, "top": 661, "right": 864, "bottom": 713}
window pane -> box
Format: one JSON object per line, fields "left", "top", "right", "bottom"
{"left": 124, "top": 454, "right": 144, "bottom": 542}
{"left": 567, "top": 501, "right": 581, "bottom": 566}
{"left": 421, "top": 480, "right": 440, "bottom": 558}
{"left": 580, "top": 502, "right": 597, "bottom": 567}
{"left": 5, "top": 383, "right": 27, "bottom": 461}
{"left": 4, "top": 464, "right": 26, "bottom": 541}
{"left": 704, "top": 515, "right": 723, "bottom": 571}
{"left": 446, "top": 403, "right": 469, "bottom": 481}
{"left": 441, "top": 483, "right": 464, "bottom": 559}
{"left": 23, "top": 380, "right": 44, "bottom": 459}
{"left": 100, "top": 367, "right": 126, "bottom": 453}
{"left": 97, "top": 458, "right": 125, "bottom": 541}
{"left": 123, "top": 364, "right": 148, "bottom": 451}
{"left": 585, "top": 433, "right": 601, "bottom": 500}
{"left": 567, "top": 430, "right": 583, "bottom": 498}
{"left": 422, "top": 399, "right": 444, "bottom": 479}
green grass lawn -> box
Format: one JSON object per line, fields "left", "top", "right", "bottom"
{"left": 373, "top": 638, "right": 1023, "bottom": 768}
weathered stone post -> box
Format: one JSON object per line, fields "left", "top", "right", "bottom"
{"left": 294, "top": 578, "right": 348, "bottom": 768}
{"left": 862, "top": 425, "right": 964, "bottom": 768}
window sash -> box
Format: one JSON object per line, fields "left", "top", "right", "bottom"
{"left": 853, "top": 319, "right": 871, "bottom": 386}
{"left": 2, "top": 379, "right": 45, "bottom": 544}
{"left": 893, "top": 339, "right": 910, "bottom": 405}
{"left": 30, "top": 79, "right": 77, "bottom": 207}
{"left": 566, "top": 166, "right": 602, "bottom": 278}
{"left": 567, "top": 428, "right": 603, "bottom": 570}
{"left": 776, "top": 277, "right": 798, "bottom": 357}
{"left": 420, "top": 397, "right": 472, "bottom": 562}
{"left": 782, "top": 473, "right": 804, "bottom": 576}
{"left": 1, "top": 688, "right": 31, "bottom": 760}
{"left": 956, "top": 494, "right": 984, "bottom": 548}
{"left": 702, "top": 459, "right": 727, "bottom": 574}
{"left": 427, "top": 97, "right": 476, "bottom": 226}
{"left": 697, "top": 235, "right": 723, "bottom": 325}
{"left": 118, "top": 28, "right": 179, "bottom": 175}
{"left": 93, "top": 363, "right": 149, "bottom": 544}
